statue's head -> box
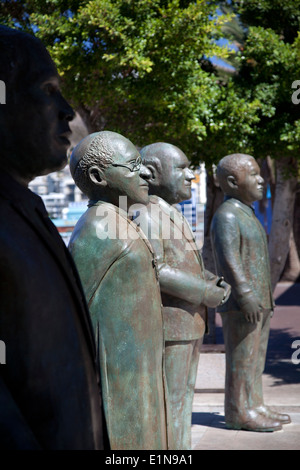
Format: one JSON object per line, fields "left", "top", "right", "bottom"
{"left": 0, "top": 26, "right": 74, "bottom": 184}
{"left": 216, "top": 153, "right": 264, "bottom": 206}
{"left": 70, "top": 131, "right": 151, "bottom": 206}
{"left": 140, "top": 142, "right": 194, "bottom": 204}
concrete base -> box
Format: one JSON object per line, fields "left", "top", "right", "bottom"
{"left": 192, "top": 349, "right": 300, "bottom": 450}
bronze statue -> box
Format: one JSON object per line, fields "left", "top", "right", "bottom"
{"left": 0, "top": 26, "right": 107, "bottom": 449}
{"left": 137, "top": 142, "right": 231, "bottom": 449}
{"left": 211, "top": 153, "right": 291, "bottom": 431}
{"left": 69, "top": 131, "right": 173, "bottom": 450}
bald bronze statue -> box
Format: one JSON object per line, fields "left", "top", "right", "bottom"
{"left": 0, "top": 26, "right": 107, "bottom": 449}
{"left": 211, "top": 153, "right": 291, "bottom": 431}
{"left": 137, "top": 142, "right": 231, "bottom": 449}
{"left": 68, "top": 131, "right": 173, "bottom": 450}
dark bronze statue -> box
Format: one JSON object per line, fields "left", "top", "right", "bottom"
{"left": 211, "top": 153, "right": 291, "bottom": 432}
{"left": 137, "top": 142, "right": 231, "bottom": 449}
{"left": 69, "top": 131, "right": 173, "bottom": 450}
{"left": 0, "top": 27, "right": 107, "bottom": 449}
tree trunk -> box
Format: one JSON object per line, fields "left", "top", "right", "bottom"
{"left": 280, "top": 181, "right": 300, "bottom": 283}
{"left": 69, "top": 112, "right": 90, "bottom": 151}
{"left": 294, "top": 183, "right": 300, "bottom": 259}
{"left": 202, "top": 167, "right": 224, "bottom": 344}
{"left": 76, "top": 105, "right": 95, "bottom": 133}
{"left": 268, "top": 158, "right": 298, "bottom": 291}
{"left": 76, "top": 105, "right": 107, "bottom": 133}
{"left": 280, "top": 230, "right": 300, "bottom": 282}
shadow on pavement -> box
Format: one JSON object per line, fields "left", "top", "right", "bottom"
{"left": 265, "top": 328, "right": 300, "bottom": 385}
{"left": 192, "top": 412, "right": 226, "bottom": 428}
{"left": 216, "top": 325, "right": 300, "bottom": 385}
{"left": 275, "top": 283, "right": 300, "bottom": 306}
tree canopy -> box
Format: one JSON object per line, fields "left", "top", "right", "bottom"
{"left": 0, "top": 0, "right": 232, "bottom": 163}
{"left": 1, "top": 0, "right": 299, "bottom": 166}
{"left": 212, "top": 0, "right": 300, "bottom": 165}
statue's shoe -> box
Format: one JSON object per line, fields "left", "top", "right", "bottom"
{"left": 226, "top": 413, "right": 282, "bottom": 432}
{"left": 255, "top": 405, "right": 291, "bottom": 424}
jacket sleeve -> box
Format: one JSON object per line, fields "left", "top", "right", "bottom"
{"left": 204, "top": 269, "right": 219, "bottom": 282}
{"left": 158, "top": 263, "right": 210, "bottom": 305}
{"left": 0, "top": 376, "right": 41, "bottom": 449}
{"left": 140, "top": 207, "right": 209, "bottom": 305}
{"left": 210, "top": 210, "right": 256, "bottom": 309}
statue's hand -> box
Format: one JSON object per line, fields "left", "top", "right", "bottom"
{"left": 240, "top": 296, "right": 263, "bottom": 323}
{"left": 203, "top": 280, "right": 227, "bottom": 308}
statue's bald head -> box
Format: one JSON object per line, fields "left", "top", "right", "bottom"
{"left": 140, "top": 142, "right": 182, "bottom": 172}
{"left": 70, "top": 131, "right": 118, "bottom": 198}
{"left": 0, "top": 26, "right": 74, "bottom": 183}
{"left": 216, "top": 153, "right": 256, "bottom": 194}
{"left": 140, "top": 142, "right": 193, "bottom": 204}
{"left": 0, "top": 26, "right": 56, "bottom": 103}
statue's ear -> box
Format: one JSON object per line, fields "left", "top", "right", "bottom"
{"left": 227, "top": 175, "right": 238, "bottom": 190}
{"left": 88, "top": 166, "right": 107, "bottom": 187}
{"left": 144, "top": 161, "right": 162, "bottom": 186}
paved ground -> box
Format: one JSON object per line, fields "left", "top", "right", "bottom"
{"left": 191, "top": 282, "right": 300, "bottom": 450}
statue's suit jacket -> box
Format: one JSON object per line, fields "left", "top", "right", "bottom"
{"left": 0, "top": 173, "right": 106, "bottom": 450}
{"left": 210, "top": 197, "right": 274, "bottom": 312}
{"left": 137, "top": 196, "right": 218, "bottom": 340}
{"left": 69, "top": 201, "right": 171, "bottom": 450}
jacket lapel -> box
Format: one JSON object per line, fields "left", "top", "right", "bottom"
{"left": 158, "top": 197, "right": 204, "bottom": 270}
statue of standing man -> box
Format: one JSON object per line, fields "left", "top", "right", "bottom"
{"left": 0, "top": 26, "right": 107, "bottom": 450}
{"left": 137, "top": 142, "right": 230, "bottom": 449}
{"left": 69, "top": 131, "right": 173, "bottom": 450}
{"left": 211, "top": 153, "right": 291, "bottom": 432}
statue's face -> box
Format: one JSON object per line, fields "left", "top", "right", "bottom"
{"left": 2, "top": 53, "right": 74, "bottom": 182}
{"left": 235, "top": 157, "right": 264, "bottom": 205}
{"left": 103, "top": 137, "right": 150, "bottom": 206}
{"left": 159, "top": 148, "right": 195, "bottom": 204}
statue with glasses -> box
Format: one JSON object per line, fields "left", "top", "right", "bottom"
{"left": 69, "top": 131, "right": 173, "bottom": 450}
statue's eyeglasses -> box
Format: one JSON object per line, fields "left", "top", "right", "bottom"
{"left": 111, "top": 155, "right": 142, "bottom": 172}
